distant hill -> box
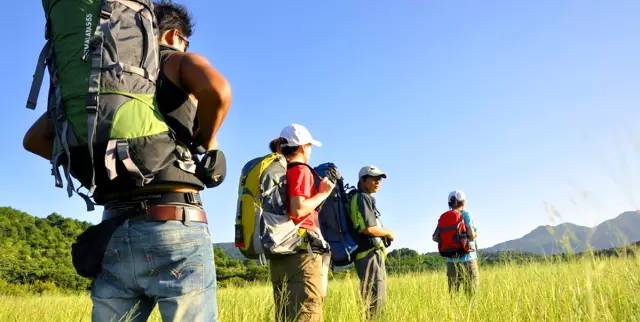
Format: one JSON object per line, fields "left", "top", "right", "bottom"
{"left": 485, "top": 211, "right": 640, "bottom": 255}
{"left": 213, "top": 242, "right": 246, "bottom": 260}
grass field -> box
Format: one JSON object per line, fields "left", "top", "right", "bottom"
{"left": 1, "top": 256, "right": 639, "bottom": 322}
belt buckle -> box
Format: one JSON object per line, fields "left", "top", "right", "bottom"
{"left": 104, "top": 200, "right": 150, "bottom": 221}
{"left": 127, "top": 200, "right": 151, "bottom": 221}
{"left": 181, "top": 206, "right": 193, "bottom": 224}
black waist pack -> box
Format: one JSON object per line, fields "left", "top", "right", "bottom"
{"left": 71, "top": 215, "right": 128, "bottom": 278}
{"left": 195, "top": 149, "right": 227, "bottom": 188}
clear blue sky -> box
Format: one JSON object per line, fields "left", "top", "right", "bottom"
{"left": 2, "top": 1, "right": 639, "bottom": 252}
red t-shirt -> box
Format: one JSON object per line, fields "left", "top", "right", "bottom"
{"left": 286, "top": 164, "right": 320, "bottom": 232}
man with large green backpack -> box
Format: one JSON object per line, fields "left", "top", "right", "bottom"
{"left": 23, "top": 0, "right": 231, "bottom": 321}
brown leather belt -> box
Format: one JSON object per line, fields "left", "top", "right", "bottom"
{"left": 102, "top": 205, "right": 207, "bottom": 224}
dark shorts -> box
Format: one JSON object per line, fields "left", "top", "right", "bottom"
{"left": 355, "top": 249, "right": 386, "bottom": 318}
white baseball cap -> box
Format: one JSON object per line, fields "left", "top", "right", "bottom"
{"left": 280, "top": 123, "right": 322, "bottom": 147}
{"left": 448, "top": 190, "right": 466, "bottom": 203}
{"left": 359, "top": 165, "right": 387, "bottom": 179}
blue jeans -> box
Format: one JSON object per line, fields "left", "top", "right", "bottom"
{"left": 91, "top": 218, "right": 217, "bottom": 322}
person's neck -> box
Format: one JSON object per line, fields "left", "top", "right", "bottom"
{"left": 287, "top": 154, "right": 306, "bottom": 164}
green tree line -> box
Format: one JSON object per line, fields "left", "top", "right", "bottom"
{"left": 1, "top": 207, "right": 636, "bottom": 294}
{"left": 0, "top": 207, "right": 92, "bottom": 294}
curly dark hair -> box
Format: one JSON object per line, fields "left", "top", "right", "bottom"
{"left": 154, "top": 0, "right": 194, "bottom": 37}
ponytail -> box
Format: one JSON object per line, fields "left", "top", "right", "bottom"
{"left": 269, "top": 137, "right": 286, "bottom": 153}
{"left": 269, "top": 137, "right": 299, "bottom": 157}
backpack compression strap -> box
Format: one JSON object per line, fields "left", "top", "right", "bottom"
{"left": 26, "top": 40, "right": 52, "bottom": 110}
{"left": 33, "top": 42, "right": 96, "bottom": 211}
{"left": 438, "top": 224, "right": 463, "bottom": 232}
{"left": 104, "top": 139, "right": 148, "bottom": 186}
{"left": 83, "top": 1, "right": 114, "bottom": 194}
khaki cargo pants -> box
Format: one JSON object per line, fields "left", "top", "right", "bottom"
{"left": 270, "top": 252, "right": 324, "bottom": 322}
{"left": 446, "top": 259, "right": 479, "bottom": 296}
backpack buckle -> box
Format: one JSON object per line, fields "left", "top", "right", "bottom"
{"left": 185, "top": 192, "right": 202, "bottom": 207}
{"left": 100, "top": 8, "right": 112, "bottom": 20}
{"left": 138, "top": 200, "right": 150, "bottom": 215}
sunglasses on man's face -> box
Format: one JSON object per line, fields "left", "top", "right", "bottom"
{"left": 176, "top": 32, "right": 190, "bottom": 52}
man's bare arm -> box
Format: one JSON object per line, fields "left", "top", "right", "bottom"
{"left": 23, "top": 112, "right": 54, "bottom": 160}
{"left": 360, "top": 226, "right": 395, "bottom": 240}
{"left": 288, "top": 178, "right": 335, "bottom": 218}
{"left": 176, "top": 53, "right": 232, "bottom": 150}
{"left": 289, "top": 194, "right": 329, "bottom": 218}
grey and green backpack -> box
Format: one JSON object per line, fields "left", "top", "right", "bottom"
{"left": 26, "top": 0, "right": 177, "bottom": 210}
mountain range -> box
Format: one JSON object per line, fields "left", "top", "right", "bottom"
{"left": 484, "top": 211, "right": 640, "bottom": 255}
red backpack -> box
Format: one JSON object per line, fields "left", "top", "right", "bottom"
{"left": 433, "top": 210, "right": 472, "bottom": 258}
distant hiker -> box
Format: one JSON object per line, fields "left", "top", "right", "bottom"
{"left": 349, "top": 165, "right": 394, "bottom": 319}
{"left": 433, "top": 190, "right": 479, "bottom": 296}
{"left": 269, "top": 124, "right": 335, "bottom": 322}
{"left": 24, "top": 1, "right": 231, "bottom": 321}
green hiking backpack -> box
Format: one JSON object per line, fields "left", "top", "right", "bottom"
{"left": 26, "top": 0, "right": 176, "bottom": 209}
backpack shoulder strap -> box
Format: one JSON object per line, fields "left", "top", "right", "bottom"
{"left": 348, "top": 190, "right": 367, "bottom": 230}
{"left": 287, "top": 161, "right": 314, "bottom": 172}
{"left": 287, "top": 162, "right": 321, "bottom": 181}
{"left": 287, "top": 162, "right": 328, "bottom": 211}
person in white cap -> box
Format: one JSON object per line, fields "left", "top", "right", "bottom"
{"left": 436, "top": 190, "right": 479, "bottom": 296}
{"left": 349, "top": 165, "right": 394, "bottom": 319}
{"left": 269, "top": 123, "right": 335, "bottom": 322}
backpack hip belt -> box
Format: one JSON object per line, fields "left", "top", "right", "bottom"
{"left": 104, "top": 191, "right": 203, "bottom": 208}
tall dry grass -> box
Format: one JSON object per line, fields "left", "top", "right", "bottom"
{"left": 1, "top": 256, "right": 638, "bottom": 321}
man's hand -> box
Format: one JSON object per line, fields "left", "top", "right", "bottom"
{"left": 385, "top": 230, "right": 395, "bottom": 241}
{"left": 382, "top": 231, "right": 395, "bottom": 247}
{"left": 360, "top": 226, "right": 395, "bottom": 243}
{"left": 289, "top": 177, "right": 335, "bottom": 218}
{"left": 318, "top": 177, "right": 335, "bottom": 195}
